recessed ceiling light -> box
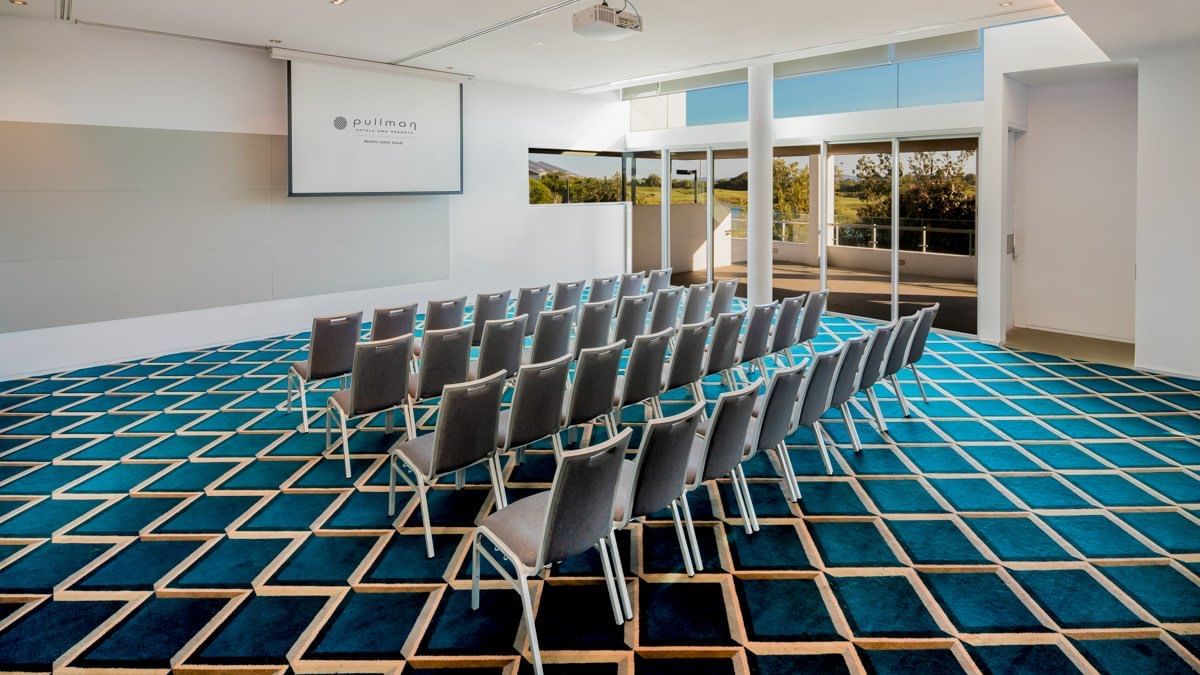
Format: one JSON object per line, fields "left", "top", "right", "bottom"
{"left": 532, "top": 41, "right": 544, "bottom": 47}
{"left": 9, "top": 0, "right": 29, "bottom": 6}
{"left": 445, "top": 66, "right": 455, "bottom": 70}
{"left": 268, "top": 39, "right": 282, "bottom": 44}
{"left": 329, "top": 0, "right": 346, "bottom": 5}
{"left": 998, "top": 1, "right": 1013, "bottom": 5}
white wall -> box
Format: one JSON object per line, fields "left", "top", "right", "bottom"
{"left": 1135, "top": 49, "right": 1200, "bottom": 378}
{"left": 0, "top": 19, "right": 628, "bottom": 378}
{"left": 1013, "top": 76, "right": 1137, "bottom": 342}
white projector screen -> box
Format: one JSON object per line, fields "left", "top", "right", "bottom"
{"left": 288, "top": 60, "right": 463, "bottom": 196}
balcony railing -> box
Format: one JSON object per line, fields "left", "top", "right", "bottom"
{"left": 727, "top": 210, "right": 973, "bottom": 256}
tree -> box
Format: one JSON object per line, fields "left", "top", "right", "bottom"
{"left": 529, "top": 177, "right": 555, "bottom": 204}
{"left": 849, "top": 151, "right": 977, "bottom": 254}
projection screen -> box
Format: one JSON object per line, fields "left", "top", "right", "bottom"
{"left": 288, "top": 60, "right": 463, "bottom": 196}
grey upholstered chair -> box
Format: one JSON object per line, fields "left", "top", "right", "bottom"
{"left": 523, "top": 306, "right": 573, "bottom": 364}
{"left": 905, "top": 303, "right": 940, "bottom": 403}
{"left": 750, "top": 363, "right": 807, "bottom": 502}
{"left": 564, "top": 340, "right": 625, "bottom": 442}
{"left": 648, "top": 287, "right": 683, "bottom": 334}
{"left": 857, "top": 321, "right": 898, "bottom": 434}
{"left": 612, "top": 293, "right": 652, "bottom": 347}
{"left": 389, "top": 369, "right": 507, "bottom": 557}
{"left": 791, "top": 348, "right": 848, "bottom": 476}
{"left": 574, "top": 298, "right": 617, "bottom": 358}
{"left": 710, "top": 278, "right": 738, "bottom": 319}
{"left": 795, "top": 289, "right": 829, "bottom": 358}
{"left": 613, "top": 328, "right": 672, "bottom": 422}
{"left": 325, "top": 335, "right": 414, "bottom": 478}
{"left": 469, "top": 315, "right": 528, "bottom": 381}
{"left": 610, "top": 401, "right": 706, "bottom": 596}
{"left": 645, "top": 268, "right": 673, "bottom": 297}
{"left": 551, "top": 279, "right": 586, "bottom": 319}
{"left": 662, "top": 319, "right": 712, "bottom": 406}
{"left": 616, "top": 271, "right": 646, "bottom": 305}
{"left": 736, "top": 302, "right": 778, "bottom": 382}
{"left": 369, "top": 303, "right": 418, "bottom": 342}
{"left": 471, "top": 290, "right": 512, "bottom": 346}
{"left": 827, "top": 333, "right": 871, "bottom": 453}
{"left": 472, "top": 428, "right": 634, "bottom": 675}
{"left": 287, "top": 311, "right": 363, "bottom": 432}
{"left": 681, "top": 282, "right": 711, "bottom": 325}
{"left": 703, "top": 310, "right": 747, "bottom": 392}
{"left": 880, "top": 311, "right": 921, "bottom": 417}
{"left": 495, "top": 354, "right": 572, "bottom": 505}
{"left": 514, "top": 285, "right": 550, "bottom": 337}
{"left": 424, "top": 296, "right": 467, "bottom": 332}
{"left": 588, "top": 275, "right": 619, "bottom": 303}
{"left": 682, "top": 381, "right": 761, "bottom": 554}
{"left": 768, "top": 294, "right": 807, "bottom": 366}
{"left": 407, "top": 324, "right": 473, "bottom": 439}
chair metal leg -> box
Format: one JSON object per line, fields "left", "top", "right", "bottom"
{"left": 297, "top": 377, "right": 310, "bottom": 432}
{"left": 516, "top": 575, "right": 544, "bottom": 675}
{"left": 286, "top": 372, "right": 294, "bottom": 413}
{"left": 455, "top": 469, "right": 466, "bottom": 490}
{"left": 690, "top": 381, "right": 705, "bottom": 405}
{"left": 324, "top": 401, "right": 332, "bottom": 449}
{"left": 385, "top": 408, "right": 394, "bottom": 434}
{"left": 729, "top": 471, "right": 753, "bottom": 534}
{"left": 608, "top": 411, "right": 620, "bottom": 433}
{"left": 550, "top": 433, "right": 564, "bottom": 461}
{"left": 470, "top": 532, "right": 482, "bottom": 609}
{"left": 784, "top": 349, "right": 796, "bottom": 367}
{"left": 866, "top": 388, "right": 888, "bottom": 433}
{"left": 679, "top": 492, "right": 704, "bottom": 571}
{"left": 339, "top": 410, "right": 352, "bottom": 479}
{"left": 754, "top": 357, "right": 768, "bottom": 379}
{"left": 842, "top": 403, "right": 862, "bottom": 453}
{"left": 486, "top": 453, "right": 507, "bottom": 510}
{"left": 669, "top": 500, "right": 696, "bottom": 577}
{"left": 910, "top": 364, "right": 929, "bottom": 403}
{"left": 403, "top": 401, "right": 418, "bottom": 441}
{"left": 807, "top": 342, "right": 817, "bottom": 359}
{"left": 736, "top": 464, "right": 761, "bottom": 531}
{"left": 813, "top": 422, "right": 834, "bottom": 475}
{"left": 774, "top": 443, "right": 802, "bottom": 503}
{"left": 387, "top": 457, "right": 397, "bottom": 516}
{"left": 890, "top": 375, "right": 912, "bottom": 417}
{"left": 596, "top": 538, "right": 623, "bottom": 625}
{"left": 607, "top": 530, "right": 633, "bottom": 620}
{"left": 418, "top": 480, "right": 435, "bottom": 558}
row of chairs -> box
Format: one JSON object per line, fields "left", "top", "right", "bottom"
{"left": 470, "top": 302, "right": 938, "bottom": 675}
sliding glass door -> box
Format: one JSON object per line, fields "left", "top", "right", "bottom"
{"left": 826, "top": 141, "right": 895, "bottom": 323}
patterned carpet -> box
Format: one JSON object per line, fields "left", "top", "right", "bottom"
{"left": 0, "top": 306, "right": 1198, "bottom": 674}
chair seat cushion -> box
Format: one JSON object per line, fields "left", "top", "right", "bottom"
{"left": 329, "top": 389, "right": 353, "bottom": 413}
{"left": 392, "top": 430, "right": 437, "bottom": 477}
{"left": 611, "top": 459, "right": 636, "bottom": 523}
{"left": 291, "top": 361, "right": 309, "bottom": 380}
{"left": 480, "top": 491, "right": 550, "bottom": 568}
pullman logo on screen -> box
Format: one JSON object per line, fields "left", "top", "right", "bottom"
{"left": 332, "top": 115, "right": 417, "bottom": 135}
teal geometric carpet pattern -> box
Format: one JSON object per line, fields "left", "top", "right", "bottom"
{"left": 1, "top": 306, "right": 1198, "bottom": 673}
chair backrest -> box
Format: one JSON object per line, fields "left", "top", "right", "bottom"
{"left": 567, "top": 340, "right": 625, "bottom": 426}
{"left": 858, "top": 322, "right": 897, "bottom": 391}
{"left": 681, "top": 283, "right": 711, "bottom": 325}
{"left": 574, "top": 299, "right": 618, "bottom": 357}
{"left": 415, "top": 324, "right": 473, "bottom": 400}
{"left": 612, "top": 293, "right": 652, "bottom": 346}
{"left": 883, "top": 312, "right": 921, "bottom": 377}
{"left": 538, "top": 428, "right": 633, "bottom": 567}
{"left": 753, "top": 364, "right": 807, "bottom": 453}
{"left": 619, "top": 328, "right": 672, "bottom": 408}
{"left": 429, "top": 370, "right": 506, "bottom": 476}
{"left": 346, "top": 335, "right": 414, "bottom": 416}
{"left": 710, "top": 279, "right": 738, "bottom": 319}
{"left": 769, "top": 295, "right": 807, "bottom": 354}
{"left": 514, "top": 285, "right": 550, "bottom": 337}
{"left": 829, "top": 334, "right": 871, "bottom": 408}
{"left": 424, "top": 296, "right": 466, "bottom": 332}
{"left": 472, "top": 290, "right": 512, "bottom": 346}
{"left": 528, "top": 306, "right": 574, "bottom": 363}
{"left": 796, "top": 289, "right": 829, "bottom": 343}
{"left": 696, "top": 381, "right": 760, "bottom": 482}
{"left": 664, "top": 319, "right": 713, "bottom": 391}
{"left": 648, "top": 287, "right": 683, "bottom": 334}
{"left": 477, "top": 315, "right": 528, "bottom": 380}
{"left": 616, "top": 272, "right": 646, "bottom": 304}
{"left": 551, "top": 280, "right": 586, "bottom": 314}
{"left": 306, "top": 311, "right": 363, "bottom": 380}
{"left": 739, "top": 302, "right": 778, "bottom": 364}
{"left": 369, "top": 303, "right": 417, "bottom": 342}
{"left": 906, "top": 303, "right": 939, "bottom": 366}
{"left": 626, "top": 402, "right": 705, "bottom": 521}
{"left": 795, "top": 348, "right": 846, "bottom": 427}
{"left": 705, "top": 310, "right": 747, "bottom": 375}
{"left": 588, "top": 275, "right": 619, "bottom": 303}
{"left": 504, "top": 354, "right": 571, "bottom": 450}
{"left": 645, "top": 268, "right": 673, "bottom": 297}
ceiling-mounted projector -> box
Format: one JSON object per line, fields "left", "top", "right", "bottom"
{"left": 573, "top": 3, "right": 643, "bottom": 41}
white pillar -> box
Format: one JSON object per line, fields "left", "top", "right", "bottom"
{"left": 890, "top": 137, "right": 900, "bottom": 321}
{"left": 660, "top": 149, "right": 671, "bottom": 270}
{"left": 747, "top": 63, "right": 773, "bottom": 305}
{"left": 706, "top": 147, "right": 715, "bottom": 283}
{"left": 818, "top": 141, "right": 830, "bottom": 290}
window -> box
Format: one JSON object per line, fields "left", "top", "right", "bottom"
{"left": 686, "top": 82, "right": 748, "bottom": 126}
{"left": 528, "top": 149, "right": 624, "bottom": 204}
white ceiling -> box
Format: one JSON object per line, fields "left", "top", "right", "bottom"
{"left": 1054, "top": 0, "right": 1200, "bottom": 59}
{"left": 2, "top": 0, "right": 1062, "bottom": 91}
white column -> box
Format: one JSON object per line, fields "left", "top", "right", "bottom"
{"left": 890, "top": 137, "right": 900, "bottom": 321}
{"left": 706, "top": 147, "right": 715, "bottom": 283}
{"left": 747, "top": 63, "right": 773, "bottom": 304}
{"left": 818, "top": 141, "right": 830, "bottom": 290}
{"left": 806, "top": 154, "right": 821, "bottom": 268}
{"left": 660, "top": 148, "right": 671, "bottom": 270}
